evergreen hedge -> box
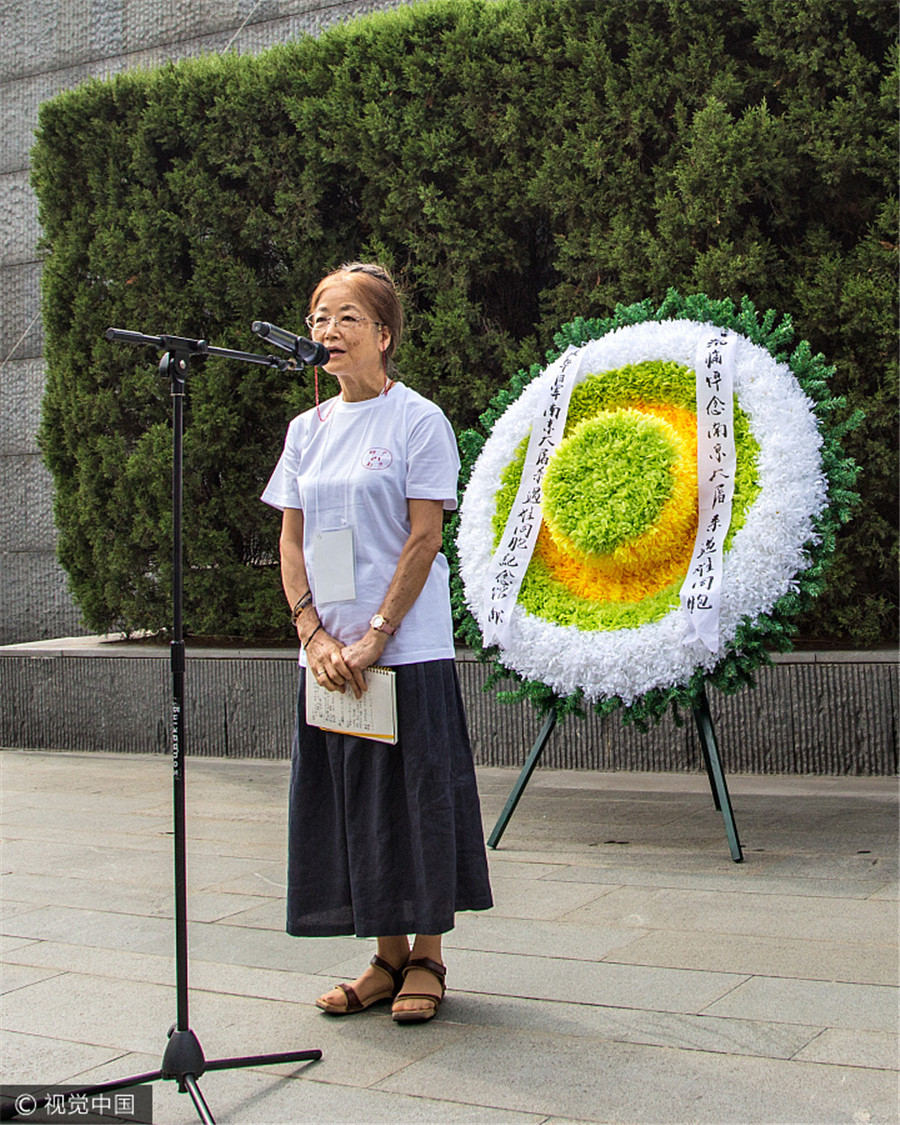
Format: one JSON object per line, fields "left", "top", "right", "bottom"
{"left": 32, "top": 0, "right": 897, "bottom": 644}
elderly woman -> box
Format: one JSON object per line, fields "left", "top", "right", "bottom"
{"left": 261, "top": 262, "right": 492, "bottom": 1022}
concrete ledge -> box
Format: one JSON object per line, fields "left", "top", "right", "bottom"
{"left": 0, "top": 637, "right": 897, "bottom": 774}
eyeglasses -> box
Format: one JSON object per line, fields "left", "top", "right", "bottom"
{"left": 304, "top": 313, "right": 384, "bottom": 335}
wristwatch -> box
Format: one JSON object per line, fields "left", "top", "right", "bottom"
{"left": 369, "top": 613, "right": 397, "bottom": 636}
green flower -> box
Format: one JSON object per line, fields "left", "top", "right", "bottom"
{"left": 543, "top": 410, "right": 676, "bottom": 556}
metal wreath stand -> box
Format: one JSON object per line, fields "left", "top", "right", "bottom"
{"left": 486, "top": 686, "right": 743, "bottom": 863}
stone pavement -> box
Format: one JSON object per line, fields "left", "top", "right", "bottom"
{"left": 1, "top": 749, "right": 897, "bottom": 1124}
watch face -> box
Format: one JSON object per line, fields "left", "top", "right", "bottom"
{"left": 371, "top": 614, "right": 385, "bottom": 629}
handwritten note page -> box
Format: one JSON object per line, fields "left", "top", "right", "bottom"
{"left": 305, "top": 666, "right": 397, "bottom": 744}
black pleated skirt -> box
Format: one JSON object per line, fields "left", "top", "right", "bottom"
{"left": 286, "top": 659, "right": 494, "bottom": 937}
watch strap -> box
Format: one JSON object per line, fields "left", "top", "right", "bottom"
{"left": 370, "top": 613, "right": 397, "bottom": 635}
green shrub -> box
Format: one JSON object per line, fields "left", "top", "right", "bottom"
{"left": 32, "top": 0, "right": 897, "bottom": 643}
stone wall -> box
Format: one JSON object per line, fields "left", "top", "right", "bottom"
{"left": 0, "top": 0, "right": 410, "bottom": 645}
{"left": 1, "top": 640, "right": 896, "bottom": 774}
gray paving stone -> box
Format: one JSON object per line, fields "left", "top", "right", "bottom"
{"left": 549, "top": 860, "right": 893, "bottom": 900}
{"left": 2, "top": 939, "right": 325, "bottom": 1005}
{"left": 50, "top": 1047, "right": 168, "bottom": 1085}
{"left": 71, "top": 1052, "right": 547, "bottom": 1124}
{"left": 3, "top": 940, "right": 176, "bottom": 986}
{"left": 793, "top": 1028, "right": 899, "bottom": 1070}
{"left": 1, "top": 962, "right": 64, "bottom": 992}
{"left": 377, "top": 1025, "right": 898, "bottom": 1124}
{"left": 0, "top": 809, "right": 172, "bottom": 842}
{"left": 558, "top": 884, "right": 899, "bottom": 945}
{"left": 0, "top": 973, "right": 182, "bottom": 1053}
{"left": 438, "top": 991, "right": 820, "bottom": 1062}
{"left": 703, "top": 976, "right": 899, "bottom": 1032}
{"left": 759, "top": 851, "right": 898, "bottom": 880}
{"left": 1, "top": 1029, "right": 125, "bottom": 1086}
{"left": 0, "top": 901, "right": 46, "bottom": 922}
{"left": 15, "top": 979, "right": 470, "bottom": 1094}
{"left": 0, "top": 935, "right": 40, "bottom": 954}
{"left": 448, "top": 911, "right": 647, "bottom": 963}
{"left": 212, "top": 897, "right": 290, "bottom": 930}
{"left": 185, "top": 997, "right": 464, "bottom": 1093}
{"left": 188, "top": 892, "right": 284, "bottom": 925}
{"left": 326, "top": 947, "right": 745, "bottom": 1016}
{"left": 186, "top": 921, "right": 361, "bottom": 976}
{"left": 1, "top": 905, "right": 176, "bottom": 953}
{"left": 505, "top": 841, "right": 899, "bottom": 881}
{"left": 603, "top": 928, "right": 898, "bottom": 986}
{"left": 479, "top": 872, "right": 616, "bottom": 921}
{"left": 0, "top": 839, "right": 173, "bottom": 882}
{"left": 484, "top": 856, "right": 569, "bottom": 880}
{"left": 0, "top": 873, "right": 267, "bottom": 921}
{"left": 2, "top": 753, "right": 897, "bottom": 1125}
{"left": 181, "top": 854, "right": 288, "bottom": 894}
{"left": 200, "top": 860, "right": 287, "bottom": 898}
{"left": 188, "top": 960, "right": 323, "bottom": 1006}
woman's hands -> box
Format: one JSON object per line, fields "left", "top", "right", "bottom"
{"left": 283, "top": 500, "right": 445, "bottom": 701}
{"left": 305, "top": 626, "right": 387, "bottom": 699}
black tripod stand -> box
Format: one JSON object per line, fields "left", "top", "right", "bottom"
{"left": 52, "top": 330, "right": 321, "bottom": 1123}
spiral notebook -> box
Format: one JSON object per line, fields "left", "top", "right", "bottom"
{"left": 305, "top": 666, "right": 397, "bottom": 744}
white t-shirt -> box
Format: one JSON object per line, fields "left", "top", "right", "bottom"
{"left": 261, "top": 381, "right": 460, "bottom": 665}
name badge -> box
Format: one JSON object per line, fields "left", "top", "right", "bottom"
{"left": 312, "top": 526, "right": 356, "bottom": 604}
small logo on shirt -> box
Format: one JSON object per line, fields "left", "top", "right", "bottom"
{"left": 362, "top": 448, "right": 393, "bottom": 470}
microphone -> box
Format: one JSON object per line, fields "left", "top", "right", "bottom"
{"left": 252, "top": 321, "right": 330, "bottom": 366}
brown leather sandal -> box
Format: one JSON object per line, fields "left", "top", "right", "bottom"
{"left": 391, "top": 956, "right": 446, "bottom": 1023}
{"left": 315, "top": 953, "right": 406, "bottom": 1015}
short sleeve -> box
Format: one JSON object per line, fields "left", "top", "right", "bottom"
{"left": 406, "top": 406, "right": 460, "bottom": 511}
{"left": 260, "top": 417, "right": 303, "bottom": 511}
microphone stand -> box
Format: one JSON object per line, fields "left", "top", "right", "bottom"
{"left": 56, "top": 329, "right": 321, "bottom": 1124}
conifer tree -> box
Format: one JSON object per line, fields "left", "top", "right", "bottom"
{"left": 32, "top": 0, "right": 897, "bottom": 643}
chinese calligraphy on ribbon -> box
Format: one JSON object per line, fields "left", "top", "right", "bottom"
{"left": 482, "top": 345, "right": 579, "bottom": 646}
{"left": 680, "top": 329, "right": 737, "bottom": 652}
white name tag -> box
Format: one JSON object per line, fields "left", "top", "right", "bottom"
{"left": 312, "top": 526, "right": 357, "bottom": 604}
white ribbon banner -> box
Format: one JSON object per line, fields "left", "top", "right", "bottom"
{"left": 482, "top": 345, "right": 580, "bottom": 647}
{"left": 680, "top": 329, "right": 737, "bottom": 653}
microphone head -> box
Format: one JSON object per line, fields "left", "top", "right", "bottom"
{"left": 300, "top": 340, "right": 330, "bottom": 366}
{"left": 251, "top": 320, "right": 328, "bottom": 365}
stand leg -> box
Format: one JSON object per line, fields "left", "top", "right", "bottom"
{"left": 696, "top": 716, "right": 722, "bottom": 811}
{"left": 204, "top": 1050, "right": 323, "bottom": 1072}
{"left": 486, "top": 690, "right": 742, "bottom": 862}
{"left": 692, "top": 687, "right": 743, "bottom": 863}
{"left": 183, "top": 1075, "right": 216, "bottom": 1125}
{"left": 487, "top": 711, "right": 557, "bottom": 849}
{"left": 30, "top": 1045, "right": 323, "bottom": 1125}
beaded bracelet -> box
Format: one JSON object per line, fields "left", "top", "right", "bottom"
{"left": 290, "top": 589, "right": 313, "bottom": 625}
